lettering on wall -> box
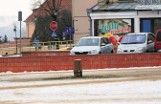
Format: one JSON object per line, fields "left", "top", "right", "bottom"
{"left": 99, "top": 19, "right": 131, "bottom": 35}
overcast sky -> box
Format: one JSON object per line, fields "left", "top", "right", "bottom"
{"left": 0, "top": 0, "right": 32, "bottom": 40}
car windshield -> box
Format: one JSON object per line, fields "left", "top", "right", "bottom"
{"left": 76, "top": 38, "right": 99, "bottom": 46}
{"left": 121, "top": 34, "right": 146, "bottom": 44}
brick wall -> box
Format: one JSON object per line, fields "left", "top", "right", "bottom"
{"left": 0, "top": 53, "right": 161, "bottom": 72}
{"left": 22, "top": 51, "right": 70, "bottom": 57}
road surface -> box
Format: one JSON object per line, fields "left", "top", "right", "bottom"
{"left": 0, "top": 67, "right": 161, "bottom": 104}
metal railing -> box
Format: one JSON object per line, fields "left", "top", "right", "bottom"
{"left": 0, "top": 40, "right": 75, "bottom": 55}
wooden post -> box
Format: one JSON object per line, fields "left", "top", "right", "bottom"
{"left": 74, "top": 59, "right": 82, "bottom": 77}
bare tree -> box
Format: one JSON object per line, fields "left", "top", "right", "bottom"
{"left": 0, "top": 36, "right": 3, "bottom": 43}
{"left": 31, "top": 0, "right": 72, "bottom": 41}
{"left": 32, "top": 0, "right": 64, "bottom": 21}
{"left": 3, "top": 35, "right": 8, "bottom": 43}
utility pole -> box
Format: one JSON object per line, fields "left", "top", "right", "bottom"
{"left": 86, "top": 9, "right": 92, "bottom": 36}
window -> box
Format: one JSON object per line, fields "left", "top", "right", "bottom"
{"left": 147, "top": 34, "right": 155, "bottom": 43}
{"left": 157, "top": 32, "right": 161, "bottom": 41}
{"left": 121, "top": 34, "right": 146, "bottom": 44}
{"left": 101, "top": 38, "right": 110, "bottom": 45}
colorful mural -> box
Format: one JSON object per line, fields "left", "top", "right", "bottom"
{"left": 98, "top": 19, "right": 131, "bottom": 36}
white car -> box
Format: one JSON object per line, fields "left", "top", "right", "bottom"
{"left": 117, "top": 32, "right": 155, "bottom": 54}
{"left": 70, "top": 36, "right": 114, "bottom": 55}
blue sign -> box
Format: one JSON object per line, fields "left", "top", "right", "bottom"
{"left": 33, "top": 37, "right": 39, "bottom": 42}
{"left": 51, "top": 31, "right": 57, "bottom": 38}
{"left": 65, "top": 27, "right": 74, "bottom": 35}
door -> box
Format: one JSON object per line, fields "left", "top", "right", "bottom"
{"left": 142, "top": 20, "right": 151, "bottom": 32}
{"left": 100, "top": 38, "right": 111, "bottom": 53}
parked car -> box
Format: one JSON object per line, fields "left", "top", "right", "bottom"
{"left": 117, "top": 32, "right": 155, "bottom": 54}
{"left": 155, "top": 29, "right": 161, "bottom": 51}
{"left": 70, "top": 36, "right": 114, "bottom": 55}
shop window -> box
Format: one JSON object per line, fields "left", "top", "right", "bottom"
{"left": 154, "top": 19, "right": 161, "bottom": 34}
{"left": 97, "top": 19, "right": 132, "bottom": 36}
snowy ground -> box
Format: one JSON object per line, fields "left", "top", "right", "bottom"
{"left": 0, "top": 67, "right": 161, "bottom": 104}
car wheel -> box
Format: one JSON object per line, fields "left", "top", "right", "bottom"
{"left": 146, "top": 50, "right": 149, "bottom": 53}
{"left": 154, "top": 47, "right": 158, "bottom": 52}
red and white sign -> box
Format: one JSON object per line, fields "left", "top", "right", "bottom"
{"left": 50, "top": 21, "right": 57, "bottom": 31}
{"left": 110, "top": 27, "right": 131, "bottom": 34}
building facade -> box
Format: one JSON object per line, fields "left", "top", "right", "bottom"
{"left": 72, "top": 0, "right": 98, "bottom": 40}
{"left": 25, "top": 0, "right": 161, "bottom": 41}
{"left": 25, "top": 0, "right": 98, "bottom": 41}
{"left": 88, "top": 0, "right": 161, "bottom": 38}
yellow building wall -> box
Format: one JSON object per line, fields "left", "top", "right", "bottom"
{"left": 72, "top": 0, "right": 98, "bottom": 40}
{"left": 72, "top": 0, "right": 98, "bottom": 16}
{"left": 25, "top": 22, "right": 35, "bottom": 38}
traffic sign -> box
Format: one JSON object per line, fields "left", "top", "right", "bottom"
{"left": 50, "top": 21, "right": 57, "bottom": 31}
{"left": 65, "top": 27, "right": 74, "bottom": 35}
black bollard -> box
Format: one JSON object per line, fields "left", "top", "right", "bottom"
{"left": 74, "top": 59, "right": 82, "bottom": 77}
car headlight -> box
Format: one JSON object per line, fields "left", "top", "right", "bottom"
{"left": 117, "top": 48, "right": 122, "bottom": 52}
{"left": 70, "top": 51, "right": 75, "bottom": 55}
{"left": 136, "top": 47, "right": 144, "bottom": 52}
{"left": 89, "top": 50, "right": 98, "bottom": 54}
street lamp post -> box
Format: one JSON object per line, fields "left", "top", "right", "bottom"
{"left": 18, "top": 11, "right": 22, "bottom": 54}
{"left": 13, "top": 26, "right": 18, "bottom": 54}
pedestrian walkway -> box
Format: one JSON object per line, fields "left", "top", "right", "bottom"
{"left": 1, "top": 67, "right": 161, "bottom": 82}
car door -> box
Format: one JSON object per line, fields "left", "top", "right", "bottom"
{"left": 100, "top": 37, "right": 112, "bottom": 53}
{"left": 147, "top": 33, "right": 155, "bottom": 52}
{"left": 155, "top": 29, "right": 161, "bottom": 51}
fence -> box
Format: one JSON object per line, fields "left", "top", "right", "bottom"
{"left": 0, "top": 40, "right": 74, "bottom": 55}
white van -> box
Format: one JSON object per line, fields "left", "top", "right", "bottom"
{"left": 117, "top": 33, "right": 155, "bottom": 54}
